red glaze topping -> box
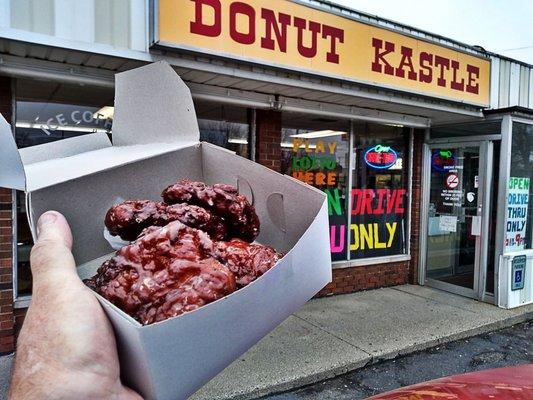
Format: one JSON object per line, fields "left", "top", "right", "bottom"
{"left": 86, "top": 221, "right": 236, "bottom": 325}
{"left": 105, "top": 200, "right": 228, "bottom": 241}
{"left": 216, "top": 239, "right": 281, "bottom": 288}
{"left": 88, "top": 180, "right": 279, "bottom": 325}
{"left": 162, "top": 180, "right": 260, "bottom": 242}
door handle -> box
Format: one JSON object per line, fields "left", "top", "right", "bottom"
{"left": 471, "top": 216, "right": 482, "bottom": 236}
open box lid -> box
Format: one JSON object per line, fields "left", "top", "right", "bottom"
{"left": 0, "top": 61, "right": 200, "bottom": 192}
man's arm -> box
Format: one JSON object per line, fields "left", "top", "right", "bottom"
{"left": 9, "top": 211, "right": 141, "bottom": 400}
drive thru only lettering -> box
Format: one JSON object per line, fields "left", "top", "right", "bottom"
{"left": 329, "top": 189, "right": 407, "bottom": 252}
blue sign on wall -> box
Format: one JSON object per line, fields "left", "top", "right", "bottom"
{"left": 511, "top": 255, "right": 526, "bottom": 291}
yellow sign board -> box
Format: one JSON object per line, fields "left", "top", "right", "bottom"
{"left": 157, "top": 0, "right": 491, "bottom": 106}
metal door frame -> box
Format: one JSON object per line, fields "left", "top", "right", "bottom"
{"left": 419, "top": 139, "right": 494, "bottom": 300}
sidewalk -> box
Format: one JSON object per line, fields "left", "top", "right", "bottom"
{"left": 191, "top": 285, "right": 533, "bottom": 400}
{"left": 0, "top": 285, "right": 531, "bottom": 400}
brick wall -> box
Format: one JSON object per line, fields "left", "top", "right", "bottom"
{"left": 14, "top": 308, "right": 26, "bottom": 339}
{"left": 0, "top": 205, "right": 14, "bottom": 353}
{"left": 255, "top": 109, "right": 282, "bottom": 172}
{"left": 0, "top": 76, "right": 14, "bottom": 353}
{"left": 316, "top": 261, "right": 410, "bottom": 296}
{"left": 409, "top": 130, "right": 424, "bottom": 284}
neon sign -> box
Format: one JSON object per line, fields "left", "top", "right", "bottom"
{"left": 432, "top": 149, "right": 456, "bottom": 172}
{"left": 364, "top": 145, "right": 398, "bottom": 169}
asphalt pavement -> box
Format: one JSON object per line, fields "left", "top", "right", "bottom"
{"left": 263, "top": 321, "right": 532, "bottom": 399}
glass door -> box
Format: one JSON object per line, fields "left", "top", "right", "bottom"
{"left": 424, "top": 141, "right": 492, "bottom": 299}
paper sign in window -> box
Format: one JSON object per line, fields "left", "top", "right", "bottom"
{"left": 439, "top": 215, "right": 457, "bottom": 233}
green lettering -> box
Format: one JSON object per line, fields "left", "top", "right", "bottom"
{"left": 325, "top": 188, "right": 342, "bottom": 216}
{"left": 509, "top": 177, "right": 530, "bottom": 190}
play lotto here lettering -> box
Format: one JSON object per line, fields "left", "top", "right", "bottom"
{"left": 158, "top": 0, "right": 490, "bottom": 106}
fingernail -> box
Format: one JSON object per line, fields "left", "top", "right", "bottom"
{"left": 37, "top": 212, "right": 57, "bottom": 235}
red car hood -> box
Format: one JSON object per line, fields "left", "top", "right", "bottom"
{"left": 366, "top": 364, "right": 533, "bottom": 399}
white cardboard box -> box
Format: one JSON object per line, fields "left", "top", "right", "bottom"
{"left": 0, "top": 62, "right": 332, "bottom": 399}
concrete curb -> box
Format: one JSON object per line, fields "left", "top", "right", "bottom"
{"left": 373, "top": 310, "right": 533, "bottom": 363}
{"left": 228, "top": 357, "right": 373, "bottom": 400}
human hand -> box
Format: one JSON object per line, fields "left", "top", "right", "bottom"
{"left": 9, "top": 211, "right": 142, "bottom": 400}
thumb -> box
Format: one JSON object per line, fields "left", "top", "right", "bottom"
{"left": 30, "top": 211, "right": 78, "bottom": 288}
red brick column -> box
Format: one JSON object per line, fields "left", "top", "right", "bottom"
{"left": 255, "top": 109, "right": 281, "bottom": 172}
{"left": 0, "top": 188, "right": 14, "bottom": 353}
{"left": 0, "top": 76, "right": 14, "bottom": 353}
{"left": 409, "top": 130, "right": 424, "bottom": 284}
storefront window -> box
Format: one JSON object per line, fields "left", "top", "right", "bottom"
{"left": 14, "top": 79, "right": 114, "bottom": 297}
{"left": 196, "top": 102, "right": 250, "bottom": 159}
{"left": 280, "top": 122, "right": 350, "bottom": 261}
{"left": 12, "top": 89, "right": 251, "bottom": 297}
{"left": 198, "top": 119, "right": 249, "bottom": 158}
{"left": 507, "top": 122, "right": 533, "bottom": 252}
{"left": 351, "top": 123, "right": 410, "bottom": 259}
{"left": 15, "top": 192, "right": 32, "bottom": 296}
{"left": 15, "top": 101, "right": 112, "bottom": 148}
{"left": 280, "top": 116, "right": 410, "bottom": 263}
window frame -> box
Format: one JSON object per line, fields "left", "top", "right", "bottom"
{"left": 10, "top": 79, "right": 30, "bottom": 306}
{"left": 13, "top": 190, "right": 32, "bottom": 308}
{"left": 332, "top": 124, "right": 413, "bottom": 267}
{"left": 502, "top": 117, "right": 533, "bottom": 256}
{"left": 280, "top": 116, "right": 415, "bottom": 268}
{"left": 11, "top": 79, "right": 115, "bottom": 304}
{"left": 494, "top": 115, "right": 533, "bottom": 306}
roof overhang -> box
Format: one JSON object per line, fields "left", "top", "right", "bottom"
{"left": 484, "top": 106, "right": 533, "bottom": 118}
{"left": 0, "top": 38, "right": 485, "bottom": 126}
